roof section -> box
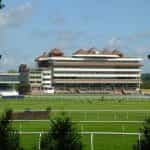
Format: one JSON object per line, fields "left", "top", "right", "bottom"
{"left": 35, "top": 48, "right": 64, "bottom": 61}
{"left": 73, "top": 48, "right": 124, "bottom": 57}
{"left": 112, "top": 49, "right": 124, "bottom": 57}
{"left": 73, "top": 49, "right": 88, "bottom": 55}
{"left": 36, "top": 48, "right": 136, "bottom": 62}
{"left": 48, "top": 48, "right": 64, "bottom": 57}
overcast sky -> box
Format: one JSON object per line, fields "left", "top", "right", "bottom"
{"left": 0, "top": 0, "right": 150, "bottom": 72}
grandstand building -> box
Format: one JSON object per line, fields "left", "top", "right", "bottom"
{"left": 26, "top": 48, "right": 142, "bottom": 94}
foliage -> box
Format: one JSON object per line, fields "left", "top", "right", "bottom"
{"left": 133, "top": 118, "right": 150, "bottom": 150}
{"left": 0, "top": 0, "right": 5, "bottom": 9}
{"left": 18, "top": 83, "right": 31, "bottom": 95}
{"left": 8, "top": 70, "right": 17, "bottom": 73}
{"left": 40, "top": 114, "right": 83, "bottom": 150}
{"left": 141, "top": 74, "right": 150, "bottom": 89}
{"left": 142, "top": 73, "right": 150, "bottom": 81}
{"left": 0, "top": 109, "right": 22, "bottom": 150}
{"left": 141, "top": 81, "right": 150, "bottom": 89}
{"left": 46, "top": 106, "right": 52, "bottom": 112}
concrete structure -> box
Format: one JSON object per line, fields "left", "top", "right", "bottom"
{"left": 25, "top": 48, "right": 142, "bottom": 94}
{"left": 29, "top": 69, "right": 54, "bottom": 94}
{"left": 0, "top": 72, "right": 20, "bottom": 96}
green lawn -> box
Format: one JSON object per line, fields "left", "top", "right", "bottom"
{"left": 93, "top": 135, "right": 137, "bottom": 150}
{"left": 13, "top": 121, "right": 142, "bottom": 132}
{"left": 20, "top": 134, "right": 40, "bottom": 150}
{"left": 19, "top": 134, "right": 138, "bottom": 150}
{"left": 0, "top": 95, "right": 150, "bottom": 111}
{"left": 0, "top": 95, "right": 150, "bottom": 150}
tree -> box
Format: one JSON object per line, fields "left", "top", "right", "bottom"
{"left": 18, "top": 83, "right": 31, "bottom": 95}
{"left": 0, "top": 0, "right": 5, "bottom": 9}
{"left": 8, "top": 70, "right": 17, "bottom": 73}
{"left": 133, "top": 118, "right": 150, "bottom": 150}
{"left": 0, "top": 109, "right": 22, "bottom": 150}
{"left": 40, "top": 114, "right": 83, "bottom": 150}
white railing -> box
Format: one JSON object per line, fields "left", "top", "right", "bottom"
{"left": 54, "top": 68, "right": 141, "bottom": 72}
{"left": 54, "top": 73, "right": 140, "bottom": 77}
{"left": 18, "top": 131, "right": 141, "bottom": 150}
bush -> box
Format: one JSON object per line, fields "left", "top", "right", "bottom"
{"left": 133, "top": 118, "right": 150, "bottom": 150}
{"left": 40, "top": 114, "right": 83, "bottom": 150}
{"left": 0, "top": 109, "right": 22, "bottom": 150}
{"left": 18, "top": 83, "right": 31, "bottom": 95}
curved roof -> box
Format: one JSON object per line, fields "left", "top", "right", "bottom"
{"left": 48, "top": 48, "right": 64, "bottom": 57}
{"left": 73, "top": 48, "right": 124, "bottom": 57}
{"left": 112, "top": 49, "right": 124, "bottom": 57}
{"left": 88, "top": 48, "right": 96, "bottom": 54}
{"left": 73, "top": 49, "right": 88, "bottom": 55}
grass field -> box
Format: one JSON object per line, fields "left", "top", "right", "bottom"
{"left": 0, "top": 95, "right": 150, "bottom": 150}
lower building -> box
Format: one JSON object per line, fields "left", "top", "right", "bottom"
{"left": 29, "top": 69, "right": 54, "bottom": 94}
{"left": 0, "top": 72, "right": 20, "bottom": 96}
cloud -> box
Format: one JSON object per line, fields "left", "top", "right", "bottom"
{"left": 127, "top": 32, "right": 150, "bottom": 41}
{"left": 31, "top": 29, "right": 51, "bottom": 39}
{"left": 0, "top": 52, "right": 36, "bottom": 71}
{"left": 53, "top": 30, "right": 85, "bottom": 51}
{"left": 56, "top": 31, "right": 83, "bottom": 41}
{"left": 0, "top": 2, "right": 32, "bottom": 29}
{"left": 0, "top": 55, "right": 18, "bottom": 71}
{"left": 49, "top": 15, "right": 65, "bottom": 25}
{"left": 31, "top": 29, "right": 85, "bottom": 50}
{"left": 48, "top": 8, "right": 66, "bottom": 26}
{"left": 105, "top": 31, "right": 150, "bottom": 51}
{"left": 0, "top": 2, "right": 33, "bottom": 71}
{"left": 104, "top": 37, "right": 123, "bottom": 50}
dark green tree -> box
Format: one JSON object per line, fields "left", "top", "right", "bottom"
{"left": 18, "top": 83, "right": 31, "bottom": 95}
{"left": 40, "top": 114, "right": 83, "bottom": 150}
{"left": 0, "top": 0, "right": 5, "bottom": 9}
{"left": 0, "top": 109, "right": 22, "bottom": 150}
{"left": 133, "top": 118, "right": 150, "bottom": 150}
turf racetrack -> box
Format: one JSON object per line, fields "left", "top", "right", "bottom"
{"left": 0, "top": 95, "right": 150, "bottom": 150}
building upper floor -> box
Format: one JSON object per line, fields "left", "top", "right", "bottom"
{"left": 35, "top": 48, "right": 143, "bottom": 68}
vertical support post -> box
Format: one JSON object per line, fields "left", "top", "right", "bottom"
{"left": 97, "top": 112, "right": 99, "bottom": 121}
{"left": 114, "top": 113, "right": 116, "bottom": 120}
{"left": 69, "top": 111, "right": 71, "bottom": 118}
{"left": 39, "top": 133, "right": 42, "bottom": 150}
{"left": 138, "top": 134, "right": 141, "bottom": 150}
{"left": 84, "top": 112, "right": 87, "bottom": 121}
{"left": 90, "top": 133, "right": 94, "bottom": 150}
{"left": 146, "top": 112, "right": 149, "bottom": 119}
{"left": 122, "top": 125, "right": 125, "bottom": 135}
{"left": 19, "top": 121, "right": 22, "bottom": 133}
{"left": 126, "top": 112, "right": 128, "bottom": 120}
{"left": 81, "top": 124, "right": 84, "bottom": 132}
{"left": 61, "top": 98, "right": 63, "bottom": 105}
{"left": 138, "top": 73, "right": 140, "bottom": 91}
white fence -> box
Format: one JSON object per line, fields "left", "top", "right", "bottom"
{"left": 18, "top": 131, "right": 141, "bottom": 150}
{"left": 11, "top": 120, "right": 144, "bottom": 123}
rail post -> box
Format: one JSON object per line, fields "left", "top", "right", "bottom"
{"left": 138, "top": 133, "right": 141, "bottom": 150}
{"left": 38, "top": 133, "right": 42, "bottom": 150}
{"left": 90, "top": 132, "right": 94, "bottom": 150}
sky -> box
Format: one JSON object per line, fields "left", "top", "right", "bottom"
{"left": 0, "top": 0, "right": 150, "bottom": 72}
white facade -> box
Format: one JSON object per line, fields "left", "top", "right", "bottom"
{"left": 29, "top": 70, "right": 54, "bottom": 94}
{"left": 33, "top": 49, "right": 142, "bottom": 94}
